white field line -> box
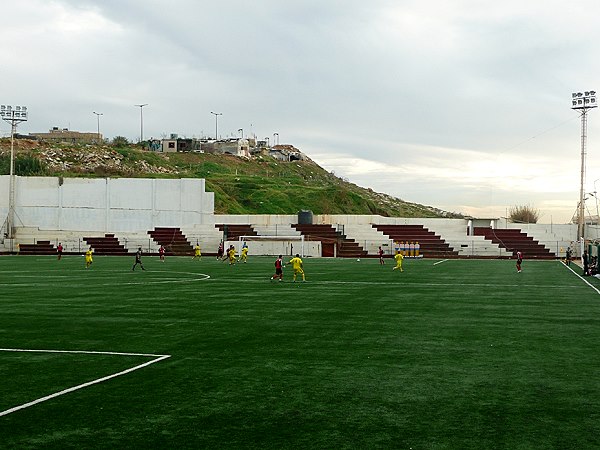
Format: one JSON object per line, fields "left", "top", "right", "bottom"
{"left": 0, "top": 271, "right": 210, "bottom": 288}
{"left": 0, "top": 349, "right": 171, "bottom": 417}
{"left": 562, "top": 262, "right": 600, "bottom": 295}
{"left": 433, "top": 259, "right": 449, "bottom": 266}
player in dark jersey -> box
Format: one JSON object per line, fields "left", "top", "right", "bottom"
{"left": 132, "top": 247, "right": 146, "bottom": 271}
{"left": 516, "top": 250, "right": 523, "bottom": 273}
{"left": 217, "top": 241, "right": 224, "bottom": 260}
{"left": 271, "top": 255, "right": 283, "bottom": 281}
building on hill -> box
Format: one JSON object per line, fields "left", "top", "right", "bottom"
{"left": 161, "top": 136, "right": 201, "bottom": 153}
{"left": 270, "top": 145, "right": 305, "bottom": 161}
{"left": 201, "top": 138, "right": 250, "bottom": 158}
{"left": 155, "top": 135, "right": 302, "bottom": 161}
{"left": 31, "top": 127, "right": 102, "bottom": 144}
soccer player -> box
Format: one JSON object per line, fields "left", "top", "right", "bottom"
{"left": 393, "top": 250, "right": 404, "bottom": 272}
{"left": 158, "top": 245, "right": 166, "bottom": 262}
{"left": 288, "top": 253, "right": 306, "bottom": 282}
{"left": 240, "top": 245, "right": 249, "bottom": 263}
{"left": 57, "top": 242, "right": 63, "bottom": 261}
{"left": 227, "top": 245, "right": 237, "bottom": 265}
{"left": 271, "top": 255, "right": 284, "bottom": 281}
{"left": 378, "top": 246, "right": 385, "bottom": 265}
{"left": 217, "top": 241, "right": 224, "bottom": 260}
{"left": 85, "top": 246, "right": 93, "bottom": 269}
{"left": 132, "top": 247, "right": 146, "bottom": 271}
{"left": 193, "top": 243, "right": 201, "bottom": 260}
{"left": 516, "top": 250, "right": 523, "bottom": 273}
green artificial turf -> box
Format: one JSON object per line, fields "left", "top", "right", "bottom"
{"left": 1, "top": 255, "right": 599, "bottom": 449}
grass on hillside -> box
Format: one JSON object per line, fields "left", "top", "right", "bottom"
{"left": 1, "top": 256, "right": 599, "bottom": 448}
{"left": 0, "top": 139, "right": 461, "bottom": 217}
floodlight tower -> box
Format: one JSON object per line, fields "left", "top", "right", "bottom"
{"left": 1, "top": 105, "right": 28, "bottom": 239}
{"left": 93, "top": 111, "right": 103, "bottom": 142}
{"left": 134, "top": 104, "right": 148, "bottom": 142}
{"left": 211, "top": 111, "right": 222, "bottom": 140}
{"left": 571, "top": 91, "right": 597, "bottom": 244}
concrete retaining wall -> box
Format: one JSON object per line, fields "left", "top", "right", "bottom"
{"left": 0, "top": 176, "right": 214, "bottom": 233}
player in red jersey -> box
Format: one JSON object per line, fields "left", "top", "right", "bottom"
{"left": 271, "top": 255, "right": 284, "bottom": 281}
{"left": 158, "top": 245, "right": 165, "bottom": 262}
{"left": 57, "top": 242, "right": 63, "bottom": 260}
{"left": 378, "top": 246, "right": 385, "bottom": 265}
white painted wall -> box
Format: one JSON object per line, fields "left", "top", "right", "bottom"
{"left": 0, "top": 176, "right": 214, "bottom": 233}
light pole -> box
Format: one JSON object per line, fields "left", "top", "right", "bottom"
{"left": 93, "top": 111, "right": 103, "bottom": 142}
{"left": 571, "top": 90, "right": 597, "bottom": 244}
{"left": 211, "top": 112, "right": 222, "bottom": 140}
{"left": 238, "top": 128, "right": 243, "bottom": 139}
{"left": 1, "top": 105, "right": 28, "bottom": 239}
{"left": 594, "top": 178, "right": 600, "bottom": 224}
{"left": 134, "top": 104, "right": 148, "bottom": 142}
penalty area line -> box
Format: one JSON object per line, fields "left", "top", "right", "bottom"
{"left": 433, "top": 259, "right": 449, "bottom": 266}
{"left": 0, "top": 349, "right": 171, "bottom": 417}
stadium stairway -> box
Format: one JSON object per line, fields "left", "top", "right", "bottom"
{"left": 292, "top": 224, "right": 368, "bottom": 258}
{"left": 373, "top": 224, "right": 459, "bottom": 258}
{"left": 83, "top": 234, "right": 129, "bottom": 256}
{"left": 473, "top": 227, "right": 555, "bottom": 259}
{"left": 147, "top": 227, "right": 194, "bottom": 256}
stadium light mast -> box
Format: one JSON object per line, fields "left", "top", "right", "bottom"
{"left": 1, "top": 105, "right": 28, "bottom": 239}
{"left": 93, "top": 111, "right": 103, "bottom": 142}
{"left": 571, "top": 90, "right": 597, "bottom": 244}
{"left": 211, "top": 112, "right": 222, "bottom": 140}
{"left": 134, "top": 104, "right": 148, "bottom": 142}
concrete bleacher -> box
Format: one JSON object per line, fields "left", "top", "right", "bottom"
{"left": 147, "top": 227, "right": 194, "bottom": 256}
{"left": 474, "top": 227, "right": 554, "bottom": 259}
{"left": 215, "top": 224, "right": 258, "bottom": 240}
{"left": 3, "top": 216, "right": 578, "bottom": 258}
{"left": 83, "top": 234, "right": 129, "bottom": 256}
{"left": 373, "top": 224, "right": 459, "bottom": 258}
{"left": 18, "top": 240, "right": 56, "bottom": 255}
{"left": 339, "top": 223, "right": 391, "bottom": 256}
{"left": 292, "top": 224, "right": 368, "bottom": 258}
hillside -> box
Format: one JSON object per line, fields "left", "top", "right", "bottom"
{"left": 0, "top": 138, "right": 463, "bottom": 218}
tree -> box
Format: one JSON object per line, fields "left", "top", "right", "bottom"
{"left": 509, "top": 205, "right": 540, "bottom": 223}
{"left": 111, "top": 136, "right": 130, "bottom": 147}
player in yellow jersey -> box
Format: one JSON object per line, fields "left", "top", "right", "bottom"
{"left": 227, "top": 245, "right": 237, "bottom": 265}
{"left": 85, "top": 246, "right": 93, "bottom": 269}
{"left": 239, "top": 245, "right": 249, "bottom": 263}
{"left": 193, "top": 243, "right": 201, "bottom": 260}
{"left": 288, "top": 253, "right": 306, "bottom": 282}
{"left": 393, "top": 250, "right": 404, "bottom": 272}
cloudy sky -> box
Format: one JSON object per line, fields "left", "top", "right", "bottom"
{"left": 2, "top": 0, "right": 600, "bottom": 223}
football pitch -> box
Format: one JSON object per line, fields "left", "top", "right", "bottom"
{"left": 1, "top": 255, "right": 600, "bottom": 449}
